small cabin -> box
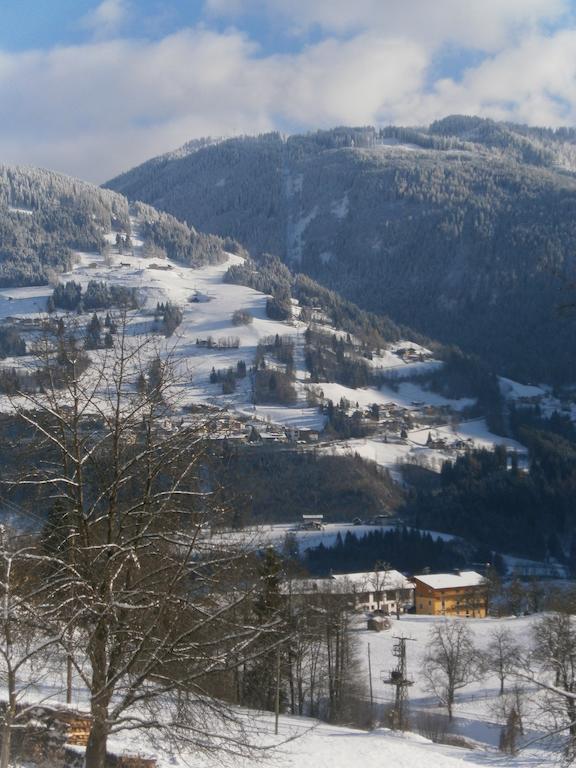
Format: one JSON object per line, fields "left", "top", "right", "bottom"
{"left": 300, "top": 514, "right": 324, "bottom": 530}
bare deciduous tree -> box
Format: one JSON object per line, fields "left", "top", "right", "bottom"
{"left": 0, "top": 527, "right": 63, "bottom": 768}
{"left": 483, "top": 627, "right": 521, "bottom": 696}
{"left": 8, "top": 318, "right": 283, "bottom": 768}
{"left": 524, "top": 613, "right": 576, "bottom": 763}
{"left": 423, "top": 620, "right": 480, "bottom": 719}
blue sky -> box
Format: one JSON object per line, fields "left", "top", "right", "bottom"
{"left": 0, "top": 1, "right": 331, "bottom": 56}
{"left": 1, "top": 0, "right": 576, "bottom": 181}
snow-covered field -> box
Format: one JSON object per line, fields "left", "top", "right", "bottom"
{"left": 353, "top": 613, "right": 559, "bottom": 765}
{"left": 108, "top": 713, "right": 545, "bottom": 768}
{"left": 322, "top": 414, "right": 527, "bottom": 477}
{"left": 38, "top": 613, "right": 562, "bottom": 767}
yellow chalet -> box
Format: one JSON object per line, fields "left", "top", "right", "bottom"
{"left": 413, "top": 570, "right": 487, "bottom": 618}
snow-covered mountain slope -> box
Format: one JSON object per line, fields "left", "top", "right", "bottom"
{"left": 0, "top": 211, "right": 528, "bottom": 478}
{"left": 105, "top": 121, "right": 576, "bottom": 386}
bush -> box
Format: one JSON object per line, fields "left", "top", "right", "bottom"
{"left": 232, "top": 309, "right": 253, "bottom": 326}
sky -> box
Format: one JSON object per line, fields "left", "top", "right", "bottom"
{"left": 1, "top": 0, "right": 576, "bottom": 182}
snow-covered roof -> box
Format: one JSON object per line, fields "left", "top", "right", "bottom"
{"left": 332, "top": 570, "right": 413, "bottom": 591}
{"left": 413, "top": 571, "right": 485, "bottom": 590}
{"left": 284, "top": 570, "right": 413, "bottom": 596}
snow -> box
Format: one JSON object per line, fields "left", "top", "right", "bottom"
{"left": 330, "top": 193, "right": 349, "bottom": 219}
{"left": 0, "top": 220, "right": 319, "bottom": 429}
{"left": 326, "top": 436, "right": 413, "bottom": 477}
{"left": 355, "top": 613, "right": 556, "bottom": 762}
{"left": 499, "top": 377, "right": 546, "bottom": 399}
{"left": 0, "top": 213, "right": 530, "bottom": 480}
{"left": 0, "top": 214, "right": 460, "bottom": 443}
{"left": 379, "top": 381, "right": 475, "bottom": 411}
{"left": 289, "top": 206, "right": 318, "bottom": 262}
{"left": 376, "top": 139, "right": 426, "bottom": 152}
{"left": 332, "top": 570, "right": 413, "bottom": 590}
{"left": 27, "top": 613, "right": 559, "bottom": 767}
{"left": 4, "top": 618, "right": 563, "bottom": 768}
{"left": 324, "top": 417, "right": 526, "bottom": 479}
{"left": 409, "top": 420, "right": 527, "bottom": 455}
{"left": 238, "top": 404, "right": 326, "bottom": 431}
{"left": 313, "top": 382, "right": 399, "bottom": 409}
{"left": 0, "top": 285, "right": 54, "bottom": 319}
{"left": 105, "top": 710, "right": 533, "bottom": 768}
{"left": 413, "top": 571, "right": 484, "bottom": 590}
{"left": 213, "top": 522, "right": 454, "bottom": 554}
{"left": 309, "top": 379, "right": 473, "bottom": 415}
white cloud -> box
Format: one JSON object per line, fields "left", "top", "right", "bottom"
{"left": 409, "top": 30, "right": 576, "bottom": 126}
{"left": 204, "top": 0, "right": 569, "bottom": 50}
{"left": 1, "top": 9, "right": 576, "bottom": 182}
{"left": 0, "top": 28, "right": 430, "bottom": 181}
{"left": 81, "top": 0, "right": 129, "bottom": 38}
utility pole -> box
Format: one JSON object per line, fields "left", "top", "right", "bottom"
{"left": 367, "top": 643, "right": 374, "bottom": 724}
{"left": 382, "top": 636, "right": 416, "bottom": 730}
{"left": 274, "top": 644, "right": 281, "bottom": 735}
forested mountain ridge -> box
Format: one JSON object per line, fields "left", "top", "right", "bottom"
{"left": 0, "top": 164, "right": 228, "bottom": 287}
{"left": 106, "top": 117, "right": 576, "bottom": 385}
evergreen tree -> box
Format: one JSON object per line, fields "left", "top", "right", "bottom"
{"left": 85, "top": 313, "right": 102, "bottom": 350}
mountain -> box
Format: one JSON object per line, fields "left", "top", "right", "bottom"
{"left": 105, "top": 117, "right": 576, "bottom": 385}
{"left": 0, "top": 164, "right": 228, "bottom": 288}
{"left": 3, "top": 160, "right": 576, "bottom": 566}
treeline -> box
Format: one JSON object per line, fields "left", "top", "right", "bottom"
{"left": 52, "top": 280, "right": 139, "bottom": 312}
{"left": 305, "top": 527, "right": 466, "bottom": 576}
{"left": 322, "top": 399, "right": 367, "bottom": 439}
{"left": 209, "top": 360, "right": 247, "bottom": 394}
{"left": 106, "top": 133, "right": 286, "bottom": 257}
{"left": 135, "top": 201, "right": 227, "bottom": 267}
{"left": 404, "top": 434, "right": 576, "bottom": 562}
{"left": 154, "top": 301, "right": 183, "bottom": 336}
{"left": 241, "top": 548, "right": 367, "bottom": 724}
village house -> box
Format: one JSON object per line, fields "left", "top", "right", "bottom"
{"left": 413, "top": 570, "right": 487, "bottom": 617}
{"left": 331, "top": 570, "right": 414, "bottom": 614}
{"left": 285, "top": 570, "right": 414, "bottom": 615}
{"left": 299, "top": 514, "right": 324, "bottom": 531}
